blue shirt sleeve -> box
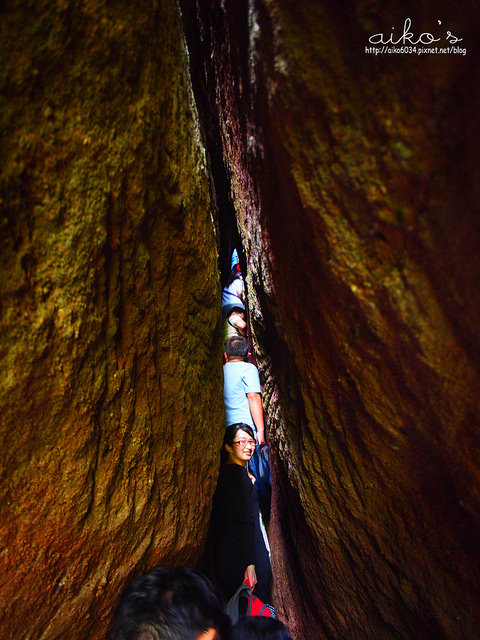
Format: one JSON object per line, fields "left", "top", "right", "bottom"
{"left": 241, "top": 364, "right": 261, "bottom": 394}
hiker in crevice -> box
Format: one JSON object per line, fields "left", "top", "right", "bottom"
{"left": 224, "top": 336, "right": 265, "bottom": 449}
{"left": 223, "top": 305, "right": 247, "bottom": 343}
{"left": 221, "top": 252, "right": 244, "bottom": 323}
{"left": 222, "top": 265, "right": 244, "bottom": 306}
{"left": 222, "top": 275, "right": 245, "bottom": 322}
{"left": 222, "top": 251, "right": 246, "bottom": 340}
{"left": 223, "top": 335, "right": 271, "bottom": 521}
{"left": 210, "top": 423, "right": 272, "bottom": 606}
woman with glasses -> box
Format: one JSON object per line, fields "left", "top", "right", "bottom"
{"left": 210, "top": 423, "right": 272, "bottom": 605}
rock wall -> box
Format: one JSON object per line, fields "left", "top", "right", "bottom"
{"left": 0, "top": 1, "right": 223, "bottom": 638}
{"left": 180, "top": 1, "right": 480, "bottom": 639}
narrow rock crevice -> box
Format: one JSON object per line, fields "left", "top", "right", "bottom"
{"left": 179, "top": 2, "right": 480, "bottom": 639}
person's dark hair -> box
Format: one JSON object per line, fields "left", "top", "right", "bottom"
{"left": 225, "top": 335, "right": 249, "bottom": 359}
{"left": 224, "top": 423, "right": 255, "bottom": 448}
{"left": 228, "top": 306, "right": 245, "bottom": 317}
{"left": 230, "top": 616, "right": 293, "bottom": 640}
{"left": 112, "top": 566, "right": 229, "bottom": 640}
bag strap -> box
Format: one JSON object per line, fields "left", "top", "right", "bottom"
{"left": 224, "top": 582, "right": 252, "bottom": 624}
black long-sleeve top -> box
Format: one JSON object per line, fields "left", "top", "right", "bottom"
{"left": 211, "top": 463, "right": 256, "bottom": 582}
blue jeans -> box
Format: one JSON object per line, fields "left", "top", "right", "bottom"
{"left": 248, "top": 445, "right": 271, "bottom": 520}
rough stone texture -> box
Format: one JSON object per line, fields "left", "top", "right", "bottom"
{"left": 0, "top": 1, "right": 223, "bottom": 638}
{"left": 181, "top": 2, "right": 480, "bottom": 639}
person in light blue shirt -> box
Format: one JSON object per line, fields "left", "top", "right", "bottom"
{"left": 223, "top": 336, "right": 265, "bottom": 446}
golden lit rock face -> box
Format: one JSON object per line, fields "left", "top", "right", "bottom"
{"left": 0, "top": 1, "right": 222, "bottom": 638}
{"left": 181, "top": 1, "right": 480, "bottom": 639}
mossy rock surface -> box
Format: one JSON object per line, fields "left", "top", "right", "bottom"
{"left": 0, "top": 1, "right": 223, "bottom": 638}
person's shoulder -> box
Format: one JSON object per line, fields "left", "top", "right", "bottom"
{"left": 243, "top": 362, "right": 259, "bottom": 376}
{"left": 221, "top": 463, "right": 249, "bottom": 480}
{"left": 224, "top": 360, "right": 248, "bottom": 372}
{"left": 222, "top": 462, "right": 245, "bottom": 474}
{"left": 219, "top": 463, "right": 248, "bottom": 487}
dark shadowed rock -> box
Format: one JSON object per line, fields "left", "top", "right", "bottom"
{"left": 0, "top": 1, "right": 223, "bottom": 638}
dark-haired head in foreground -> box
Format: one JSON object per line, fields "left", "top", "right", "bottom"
{"left": 112, "top": 566, "right": 230, "bottom": 640}
{"left": 230, "top": 616, "right": 293, "bottom": 640}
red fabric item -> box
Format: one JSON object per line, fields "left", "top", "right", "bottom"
{"left": 243, "top": 580, "right": 275, "bottom": 618}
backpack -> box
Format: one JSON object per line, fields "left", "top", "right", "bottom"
{"left": 224, "top": 580, "right": 277, "bottom": 625}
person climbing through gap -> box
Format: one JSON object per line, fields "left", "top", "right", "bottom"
{"left": 222, "top": 262, "right": 244, "bottom": 323}
{"left": 223, "top": 336, "right": 271, "bottom": 520}
{"left": 224, "top": 336, "right": 265, "bottom": 448}
{"left": 210, "top": 423, "right": 272, "bottom": 607}
{"left": 223, "top": 305, "right": 247, "bottom": 343}
{"left": 222, "top": 249, "right": 257, "bottom": 366}
{"left": 226, "top": 249, "right": 244, "bottom": 300}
